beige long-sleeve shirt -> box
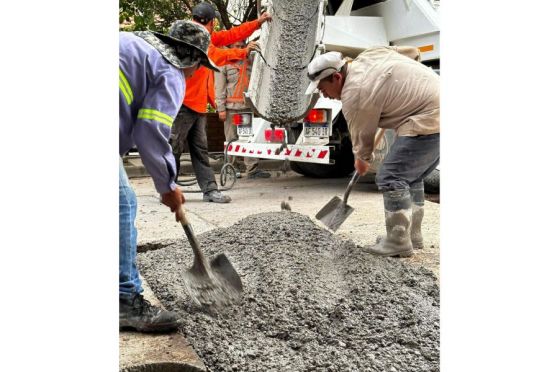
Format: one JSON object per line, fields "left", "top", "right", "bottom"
{"left": 341, "top": 46, "right": 440, "bottom": 162}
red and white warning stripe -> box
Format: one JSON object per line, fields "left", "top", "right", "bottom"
{"left": 224, "top": 142, "right": 332, "bottom": 164}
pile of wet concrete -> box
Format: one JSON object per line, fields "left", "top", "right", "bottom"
{"left": 138, "top": 212, "right": 439, "bottom": 371}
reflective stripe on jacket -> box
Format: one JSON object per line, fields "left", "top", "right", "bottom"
{"left": 182, "top": 20, "right": 260, "bottom": 113}
{"left": 341, "top": 46, "right": 440, "bottom": 162}
{"left": 119, "top": 32, "right": 185, "bottom": 193}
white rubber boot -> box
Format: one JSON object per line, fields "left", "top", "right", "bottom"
{"left": 410, "top": 182, "right": 425, "bottom": 249}
{"left": 365, "top": 190, "right": 414, "bottom": 258}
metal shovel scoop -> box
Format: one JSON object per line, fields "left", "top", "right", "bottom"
{"left": 316, "top": 129, "right": 387, "bottom": 231}
{"left": 176, "top": 207, "right": 243, "bottom": 307}
{"left": 315, "top": 170, "right": 360, "bottom": 231}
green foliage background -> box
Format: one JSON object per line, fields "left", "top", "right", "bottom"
{"left": 119, "top": 0, "right": 258, "bottom": 33}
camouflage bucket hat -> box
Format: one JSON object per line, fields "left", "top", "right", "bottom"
{"left": 135, "top": 20, "right": 218, "bottom": 71}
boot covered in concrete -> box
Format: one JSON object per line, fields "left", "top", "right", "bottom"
{"left": 120, "top": 294, "right": 179, "bottom": 332}
{"left": 365, "top": 189, "right": 413, "bottom": 257}
{"left": 410, "top": 182, "right": 425, "bottom": 249}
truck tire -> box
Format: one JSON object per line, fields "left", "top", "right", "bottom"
{"left": 424, "top": 169, "right": 440, "bottom": 194}
{"left": 289, "top": 114, "right": 354, "bottom": 178}
{"left": 289, "top": 136, "right": 354, "bottom": 178}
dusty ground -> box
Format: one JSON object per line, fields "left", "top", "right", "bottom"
{"left": 138, "top": 212, "right": 439, "bottom": 372}
{"left": 131, "top": 171, "right": 440, "bottom": 277}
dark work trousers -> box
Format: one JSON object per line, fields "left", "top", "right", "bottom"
{"left": 170, "top": 105, "right": 217, "bottom": 194}
{"left": 375, "top": 133, "right": 440, "bottom": 192}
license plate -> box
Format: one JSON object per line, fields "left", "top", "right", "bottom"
{"left": 237, "top": 125, "right": 252, "bottom": 136}
{"left": 304, "top": 125, "right": 329, "bottom": 137}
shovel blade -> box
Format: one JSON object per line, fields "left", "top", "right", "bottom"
{"left": 181, "top": 253, "right": 243, "bottom": 307}
{"left": 210, "top": 253, "right": 243, "bottom": 293}
{"left": 315, "top": 196, "right": 354, "bottom": 232}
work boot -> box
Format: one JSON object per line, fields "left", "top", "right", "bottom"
{"left": 203, "top": 190, "right": 232, "bottom": 203}
{"left": 248, "top": 170, "right": 271, "bottom": 179}
{"left": 365, "top": 189, "right": 414, "bottom": 257}
{"left": 410, "top": 182, "right": 425, "bottom": 249}
{"left": 120, "top": 294, "right": 179, "bottom": 332}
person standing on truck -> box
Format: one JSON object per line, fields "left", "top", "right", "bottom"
{"left": 215, "top": 39, "right": 271, "bottom": 179}
{"left": 119, "top": 20, "right": 218, "bottom": 332}
{"left": 306, "top": 47, "right": 439, "bottom": 258}
{"left": 170, "top": 2, "right": 272, "bottom": 202}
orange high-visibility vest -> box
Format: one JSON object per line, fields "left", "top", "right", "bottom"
{"left": 225, "top": 61, "right": 250, "bottom": 104}
{"left": 182, "top": 20, "right": 260, "bottom": 113}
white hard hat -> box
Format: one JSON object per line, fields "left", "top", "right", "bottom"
{"left": 305, "top": 51, "right": 345, "bottom": 95}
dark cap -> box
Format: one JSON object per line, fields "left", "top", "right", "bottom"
{"left": 192, "top": 2, "right": 218, "bottom": 24}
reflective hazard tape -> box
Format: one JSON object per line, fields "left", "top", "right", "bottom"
{"left": 119, "top": 69, "right": 133, "bottom": 105}
{"left": 225, "top": 143, "right": 331, "bottom": 164}
{"left": 138, "top": 108, "right": 174, "bottom": 127}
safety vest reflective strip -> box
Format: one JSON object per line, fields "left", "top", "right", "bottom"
{"left": 137, "top": 108, "right": 173, "bottom": 127}
{"left": 119, "top": 69, "right": 133, "bottom": 105}
{"left": 226, "top": 63, "right": 249, "bottom": 103}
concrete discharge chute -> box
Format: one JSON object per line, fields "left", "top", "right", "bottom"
{"left": 245, "top": 0, "right": 324, "bottom": 124}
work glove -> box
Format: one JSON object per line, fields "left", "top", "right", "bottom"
{"left": 354, "top": 158, "right": 370, "bottom": 176}
{"left": 161, "top": 187, "right": 186, "bottom": 222}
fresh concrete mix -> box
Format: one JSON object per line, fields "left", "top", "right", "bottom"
{"left": 254, "top": 0, "right": 321, "bottom": 123}
{"left": 138, "top": 212, "right": 439, "bottom": 372}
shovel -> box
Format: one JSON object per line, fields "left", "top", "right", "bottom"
{"left": 315, "top": 170, "right": 360, "bottom": 231}
{"left": 315, "top": 129, "right": 386, "bottom": 231}
{"left": 176, "top": 207, "right": 243, "bottom": 307}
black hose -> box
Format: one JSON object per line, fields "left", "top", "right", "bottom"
{"left": 177, "top": 148, "right": 238, "bottom": 193}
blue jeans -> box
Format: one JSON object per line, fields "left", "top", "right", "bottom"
{"left": 119, "top": 158, "right": 142, "bottom": 299}
{"left": 375, "top": 133, "right": 440, "bottom": 192}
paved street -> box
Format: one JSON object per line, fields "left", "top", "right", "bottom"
{"left": 131, "top": 170, "right": 440, "bottom": 276}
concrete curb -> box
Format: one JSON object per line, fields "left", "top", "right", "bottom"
{"left": 119, "top": 278, "right": 206, "bottom": 372}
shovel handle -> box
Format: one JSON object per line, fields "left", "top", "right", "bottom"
{"left": 342, "top": 171, "right": 360, "bottom": 204}
{"left": 176, "top": 204, "right": 189, "bottom": 226}
{"left": 176, "top": 206, "right": 210, "bottom": 271}
{"left": 342, "top": 129, "right": 387, "bottom": 204}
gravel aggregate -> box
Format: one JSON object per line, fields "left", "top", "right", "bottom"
{"left": 138, "top": 212, "right": 439, "bottom": 372}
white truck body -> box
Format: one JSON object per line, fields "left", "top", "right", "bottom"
{"left": 224, "top": 0, "right": 440, "bottom": 176}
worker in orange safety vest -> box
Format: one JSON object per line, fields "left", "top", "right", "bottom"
{"left": 215, "top": 39, "right": 271, "bottom": 179}
{"left": 170, "top": 2, "right": 272, "bottom": 203}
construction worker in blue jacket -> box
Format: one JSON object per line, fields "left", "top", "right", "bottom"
{"left": 119, "top": 20, "right": 218, "bottom": 332}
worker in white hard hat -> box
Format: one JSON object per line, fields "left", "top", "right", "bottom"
{"left": 306, "top": 47, "right": 440, "bottom": 258}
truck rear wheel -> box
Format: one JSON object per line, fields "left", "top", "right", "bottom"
{"left": 289, "top": 115, "right": 354, "bottom": 178}
{"left": 424, "top": 168, "right": 440, "bottom": 194}
{"left": 289, "top": 137, "right": 354, "bottom": 178}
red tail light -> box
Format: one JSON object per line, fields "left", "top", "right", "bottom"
{"left": 232, "top": 113, "right": 251, "bottom": 126}
{"left": 304, "top": 109, "right": 327, "bottom": 124}
{"left": 264, "top": 128, "right": 285, "bottom": 142}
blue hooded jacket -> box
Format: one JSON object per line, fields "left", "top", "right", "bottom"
{"left": 119, "top": 32, "right": 185, "bottom": 194}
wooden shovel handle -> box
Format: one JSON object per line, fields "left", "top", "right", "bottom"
{"left": 176, "top": 205, "right": 189, "bottom": 226}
